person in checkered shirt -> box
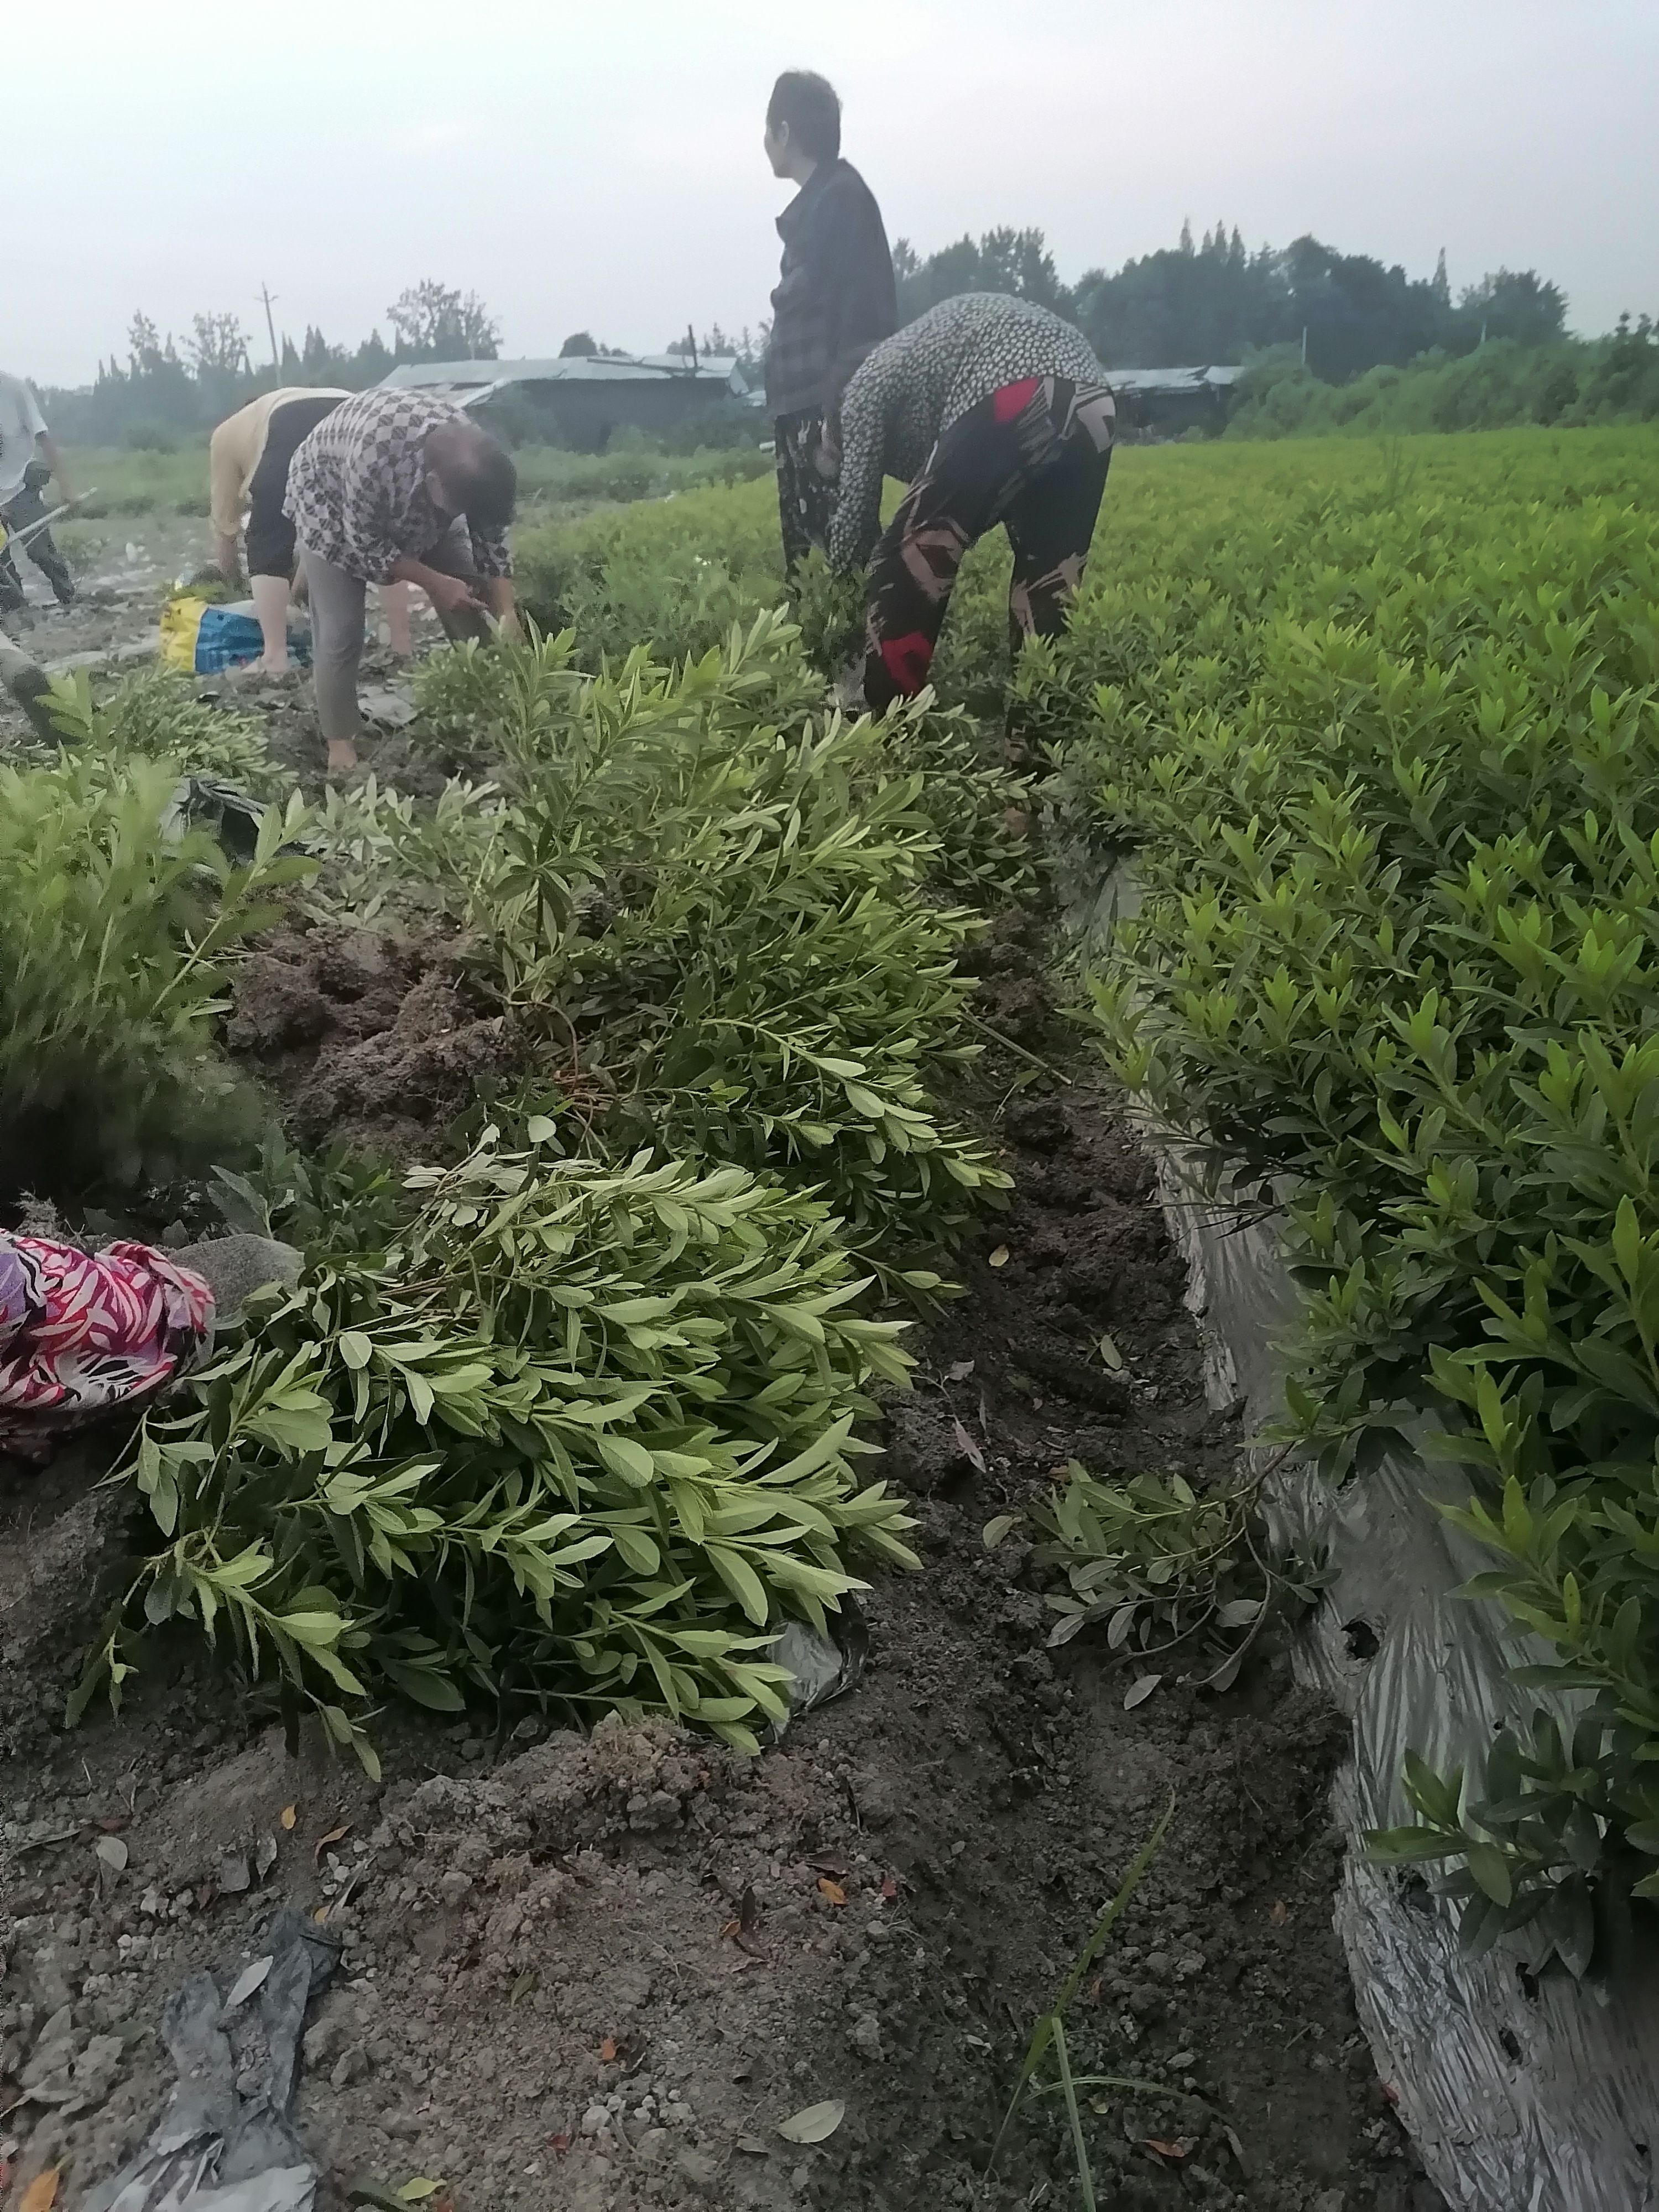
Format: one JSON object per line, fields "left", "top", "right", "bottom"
{"left": 285, "top": 386, "right": 519, "bottom": 771}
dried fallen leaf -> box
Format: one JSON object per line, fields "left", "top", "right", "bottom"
{"left": 879, "top": 1875, "right": 898, "bottom": 1902}
{"left": 226, "top": 1956, "right": 274, "bottom": 2008}
{"left": 548, "top": 2133, "right": 572, "bottom": 2156}
{"left": 599, "top": 2037, "right": 619, "bottom": 2063}
{"left": 1145, "top": 2137, "right": 1190, "bottom": 2161}
{"left": 94, "top": 1814, "right": 128, "bottom": 1834}
{"left": 1123, "top": 1673, "right": 1162, "bottom": 1710}
{"left": 951, "top": 1418, "right": 987, "bottom": 1474}
{"left": 987, "top": 1245, "right": 1010, "bottom": 1269}
{"left": 945, "top": 1359, "right": 975, "bottom": 1382}
{"left": 314, "top": 1822, "right": 352, "bottom": 1867}
{"left": 20, "top": 2168, "right": 61, "bottom": 2212}
{"left": 735, "top": 2135, "right": 770, "bottom": 2156}
{"left": 280, "top": 1803, "right": 298, "bottom": 1831}
{"left": 1269, "top": 1898, "right": 1288, "bottom": 1927}
{"left": 778, "top": 2099, "right": 845, "bottom": 2145}
{"left": 93, "top": 1835, "right": 128, "bottom": 1874}
{"left": 254, "top": 1834, "right": 279, "bottom": 1880}
{"left": 816, "top": 1877, "right": 848, "bottom": 1907}
{"left": 312, "top": 1905, "right": 331, "bottom": 1924}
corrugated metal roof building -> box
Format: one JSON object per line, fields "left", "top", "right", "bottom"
{"left": 1107, "top": 364, "right": 1242, "bottom": 437}
{"left": 380, "top": 353, "right": 761, "bottom": 446}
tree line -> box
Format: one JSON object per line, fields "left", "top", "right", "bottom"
{"left": 894, "top": 220, "right": 1572, "bottom": 382}
{"left": 38, "top": 218, "right": 1621, "bottom": 448}
{"left": 41, "top": 282, "right": 502, "bottom": 446}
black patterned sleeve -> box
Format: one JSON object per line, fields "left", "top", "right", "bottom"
{"left": 467, "top": 523, "right": 512, "bottom": 580}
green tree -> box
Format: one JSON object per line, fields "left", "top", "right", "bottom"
{"left": 386, "top": 281, "right": 501, "bottom": 361}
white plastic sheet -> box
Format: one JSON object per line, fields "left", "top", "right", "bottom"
{"left": 1070, "top": 849, "right": 1659, "bottom": 2209}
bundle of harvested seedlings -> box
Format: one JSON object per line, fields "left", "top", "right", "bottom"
{"left": 77, "top": 1128, "right": 918, "bottom": 1768}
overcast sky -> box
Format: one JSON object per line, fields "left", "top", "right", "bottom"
{"left": 9, "top": 0, "right": 1657, "bottom": 387}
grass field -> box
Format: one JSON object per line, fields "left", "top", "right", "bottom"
{"left": 62, "top": 435, "right": 771, "bottom": 524}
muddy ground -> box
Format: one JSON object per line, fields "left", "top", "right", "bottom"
{"left": 0, "top": 1045, "right": 1444, "bottom": 2210}
{"left": 1, "top": 518, "right": 1444, "bottom": 2212}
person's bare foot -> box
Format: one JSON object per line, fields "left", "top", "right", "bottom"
{"left": 326, "top": 739, "right": 359, "bottom": 775}
{"left": 253, "top": 655, "right": 291, "bottom": 676}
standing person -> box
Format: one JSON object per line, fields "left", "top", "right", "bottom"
{"left": 210, "top": 388, "right": 413, "bottom": 674}
{"left": 763, "top": 69, "right": 896, "bottom": 575}
{"left": 284, "top": 386, "right": 519, "bottom": 773}
{"left": 829, "top": 293, "right": 1115, "bottom": 721}
{"left": 0, "top": 369, "right": 77, "bottom": 615}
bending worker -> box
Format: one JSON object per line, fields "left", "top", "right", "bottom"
{"left": 209, "top": 387, "right": 410, "bottom": 673}
{"left": 284, "top": 385, "right": 519, "bottom": 773}
{"left": 829, "top": 292, "right": 1115, "bottom": 719}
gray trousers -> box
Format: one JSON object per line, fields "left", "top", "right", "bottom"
{"left": 300, "top": 522, "right": 489, "bottom": 746}
{"left": 0, "top": 464, "right": 75, "bottom": 609}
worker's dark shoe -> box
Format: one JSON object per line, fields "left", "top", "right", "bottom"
{"left": 53, "top": 583, "right": 77, "bottom": 608}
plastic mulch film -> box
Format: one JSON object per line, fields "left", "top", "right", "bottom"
{"left": 1070, "top": 854, "right": 1659, "bottom": 2211}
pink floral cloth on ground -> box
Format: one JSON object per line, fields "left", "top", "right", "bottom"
{"left": 0, "top": 1234, "right": 215, "bottom": 1459}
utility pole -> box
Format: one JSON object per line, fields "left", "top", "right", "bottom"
{"left": 685, "top": 322, "right": 698, "bottom": 372}
{"left": 259, "top": 284, "right": 280, "bottom": 373}
{"left": 1300, "top": 325, "right": 1308, "bottom": 367}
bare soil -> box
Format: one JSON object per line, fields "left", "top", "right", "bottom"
{"left": 0, "top": 988, "right": 1444, "bottom": 2212}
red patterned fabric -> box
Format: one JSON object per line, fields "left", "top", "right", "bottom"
{"left": 880, "top": 632, "right": 935, "bottom": 696}
{"left": 992, "top": 377, "right": 1042, "bottom": 424}
{"left": 0, "top": 1235, "right": 215, "bottom": 1457}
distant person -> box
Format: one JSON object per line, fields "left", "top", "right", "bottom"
{"left": 209, "top": 386, "right": 411, "bottom": 674}
{"left": 830, "top": 293, "right": 1116, "bottom": 722}
{"left": 0, "top": 368, "right": 77, "bottom": 617}
{"left": 763, "top": 69, "right": 896, "bottom": 574}
{"left": 284, "top": 387, "right": 519, "bottom": 773}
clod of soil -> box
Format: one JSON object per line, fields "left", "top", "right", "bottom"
{"left": 228, "top": 924, "right": 526, "bottom": 1160}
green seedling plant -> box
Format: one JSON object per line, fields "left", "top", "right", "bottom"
{"left": 309, "top": 612, "right": 1015, "bottom": 1262}
{"left": 76, "top": 1126, "right": 920, "bottom": 1770}
{"left": 1061, "top": 427, "right": 1659, "bottom": 1926}
{"left": 990, "top": 1464, "right": 1328, "bottom": 1690}
{"left": 0, "top": 741, "right": 311, "bottom": 1197}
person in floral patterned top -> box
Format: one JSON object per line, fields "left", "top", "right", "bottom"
{"left": 828, "top": 292, "right": 1115, "bottom": 719}
{"left": 285, "top": 386, "right": 520, "bottom": 771}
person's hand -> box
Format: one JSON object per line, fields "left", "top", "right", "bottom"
{"left": 424, "top": 571, "right": 486, "bottom": 619}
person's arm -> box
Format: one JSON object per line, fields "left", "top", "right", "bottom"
{"left": 35, "top": 432, "right": 75, "bottom": 505}
{"left": 207, "top": 420, "right": 243, "bottom": 578}
{"left": 386, "top": 550, "right": 485, "bottom": 618}
{"left": 828, "top": 374, "right": 886, "bottom": 573}
{"left": 481, "top": 574, "right": 520, "bottom": 639}
{"left": 466, "top": 527, "right": 520, "bottom": 637}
